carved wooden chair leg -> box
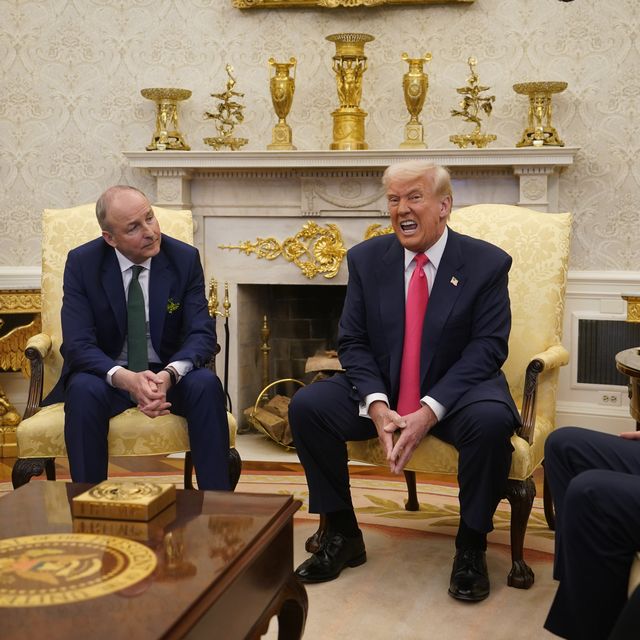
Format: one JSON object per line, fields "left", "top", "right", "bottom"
{"left": 12, "top": 457, "right": 55, "bottom": 489}
{"left": 404, "top": 469, "right": 420, "bottom": 511}
{"left": 305, "top": 514, "right": 328, "bottom": 553}
{"left": 183, "top": 451, "right": 194, "bottom": 490}
{"left": 542, "top": 461, "right": 555, "bottom": 531}
{"left": 504, "top": 477, "right": 536, "bottom": 589}
{"left": 228, "top": 447, "right": 242, "bottom": 490}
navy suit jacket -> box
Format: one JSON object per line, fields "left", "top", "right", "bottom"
{"left": 337, "top": 227, "right": 520, "bottom": 422}
{"left": 45, "top": 233, "right": 216, "bottom": 404}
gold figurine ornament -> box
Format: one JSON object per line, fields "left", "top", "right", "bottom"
{"left": 513, "top": 81, "right": 567, "bottom": 147}
{"left": 203, "top": 64, "right": 248, "bottom": 151}
{"left": 399, "top": 52, "right": 432, "bottom": 149}
{"left": 141, "top": 88, "right": 192, "bottom": 151}
{"left": 449, "top": 57, "right": 496, "bottom": 149}
{"left": 267, "top": 57, "right": 297, "bottom": 150}
{"left": 326, "top": 33, "right": 374, "bottom": 150}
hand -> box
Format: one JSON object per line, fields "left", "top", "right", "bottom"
{"left": 112, "top": 369, "right": 172, "bottom": 418}
{"left": 368, "top": 401, "right": 405, "bottom": 461}
{"left": 385, "top": 405, "right": 437, "bottom": 475}
{"left": 620, "top": 431, "right": 640, "bottom": 440}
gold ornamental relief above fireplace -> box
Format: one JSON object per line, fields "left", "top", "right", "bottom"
{"left": 219, "top": 221, "right": 347, "bottom": 279}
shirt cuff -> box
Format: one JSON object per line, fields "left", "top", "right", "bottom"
{"left": 359, "top": 393, "right": 390, "bottom": 419}
{"left": 168, "top": 359, "right": 193, "bottom": 383}
{"left": 422, "top": 395, "right": 446, "bottom": 422}
{"left": 106, "top": 365, "right": 123, "bottom": 387}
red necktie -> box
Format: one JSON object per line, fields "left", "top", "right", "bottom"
{"left": 397, "top": 253, "right": 429, "bottom": 415}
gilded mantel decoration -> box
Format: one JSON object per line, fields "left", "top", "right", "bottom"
{"left": 233, "top": 0, "right": 474, "bottom": 7}
{"left": 219, "top": 222, "right": 347, "bottom": 279}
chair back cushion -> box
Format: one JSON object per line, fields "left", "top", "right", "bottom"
{"left": 40, "top": 203, "right": 193, "bottom": 397}
{"left": 448, "top": 204, "right": 572, "bottom": 420}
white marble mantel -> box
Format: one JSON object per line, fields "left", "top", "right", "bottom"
{"left": 123, "top": 146, "right": 578, "bottom": 419}
{"left": 124, "top": 147, "right": 579, "bottom": 213}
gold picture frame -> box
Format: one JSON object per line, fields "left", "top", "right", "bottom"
{"left": 234, "top": 0, "right": 474, "bottom": 8}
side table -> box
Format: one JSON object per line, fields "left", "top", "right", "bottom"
{"left": 615, "top": 346, "right": 640, "bottom": 431}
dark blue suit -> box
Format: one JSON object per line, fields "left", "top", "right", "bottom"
{"left": 290, "top": 228, "right": 519, "bottom": 532}
{"left": 45, "top": 233, "right": 230, "bottom": 489}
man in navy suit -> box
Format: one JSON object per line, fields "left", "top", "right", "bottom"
{"left": 289, "top": 161, "right": 519, "bottom": 600}
{"left": 544, "top": 426, "right": 640, "bottom": 639}
{"left": 45, "top": 185, "right": 230, "bottom": 490}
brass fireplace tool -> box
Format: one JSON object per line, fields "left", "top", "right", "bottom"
{"left": 141, "top": 88, "right": 192, "bottom": 151}
{"left": 326, "top": 32, "right": 374, "bottom": 150}
{"left": 449, "top": 57, "right": 496, "bottom": 149}
{"left": 399, "top": 52, "right": 432, "bottom": 149}
{"left": 267, "top": 57, "right": 297, "bottom": 150}
{"left": 513, "top": 81, "right": 567, "bottom": 147}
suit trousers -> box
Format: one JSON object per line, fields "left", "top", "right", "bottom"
{"left": 543, "top": 427, "right": 640, "bottom": 640}
{"left": 64, "top": 368, "right": 230, "bottom": 490}
{"left": 289, "top": 373, "right": 514, "bottom": 534}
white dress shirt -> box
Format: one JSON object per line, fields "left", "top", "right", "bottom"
{"left": 359, "top": 227, "right": 449, "bottom": 421}
{"left": 106, "top": 249, "right": 192, "bottom": 385}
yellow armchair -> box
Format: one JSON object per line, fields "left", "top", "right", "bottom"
{"left": 346, "top": 204, "right": 572, "bottom": 589}
{"left": 12, "top": 203, "right": 241, "bottom": 490}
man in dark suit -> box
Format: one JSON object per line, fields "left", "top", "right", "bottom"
{"left": 45, "top": 185, "right": 230, "bottom": 490}
{"left": 544, "top": 426, "right": 640, "bottom": 639}
{"left": 289, "top": 160, "right": 519, "bottom": 601}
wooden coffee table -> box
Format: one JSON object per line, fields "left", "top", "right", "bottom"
{"left": 0, "top": 482, "right": 307, "bottom": 639}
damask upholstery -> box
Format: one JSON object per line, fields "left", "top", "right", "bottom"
{"left": 346, "top": 204, "right": 572, "bottom": 588}
{"left": 12, "top": 203, "right": 239, "bottom": 489}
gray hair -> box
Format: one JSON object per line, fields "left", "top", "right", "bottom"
{"left": 382, "top": 161, "right": 452, "bottom": 198}
{"left": 95, "top": 185, "right": 148, "bottom": 230}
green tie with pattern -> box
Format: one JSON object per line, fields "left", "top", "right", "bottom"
{"left": 127, "top": 265, "right": 148, "bottom": 372}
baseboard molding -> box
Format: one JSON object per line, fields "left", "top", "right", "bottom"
{"left": 556, "top": 401, "right": 635, "bottom": 435}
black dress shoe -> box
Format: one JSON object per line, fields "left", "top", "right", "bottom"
{"left": 448, "top": 548, "right": 490, "bottom": 602}
{"left": 295, "top": 532, "right": 366, "bottom": 583}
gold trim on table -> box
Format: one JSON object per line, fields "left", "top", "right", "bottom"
{"left": 0, "top": 534, "right": 157, "bottom": 607}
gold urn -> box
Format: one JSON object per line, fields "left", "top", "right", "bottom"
{"left": 513, "top": 81, "right": 567, "bottom": 147}
{"left": 326, "top": 32, "right": 374, "bottom": 151}
{"left": 399, "top": 52, "right": 432, "bottom": 149}
{"left": 267, "top": 57, "right": 297, "bottom": 150}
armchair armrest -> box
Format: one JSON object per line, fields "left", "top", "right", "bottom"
{"left": 23, "top": 333, "right": 52, "bottom": 420}
{"left": 518, "top": 344, "right": 570, "bottom": 445}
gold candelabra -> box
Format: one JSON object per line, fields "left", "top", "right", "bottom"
{"left": 513, "top": 81, "right": 567, "bottom": 147}
{"left": 399, "top": 52, "right": 432, "bottom": 149}
{"left": 267, "top": 57, "right": 297, "bottom": 150}
{"left": 449, "top": 57, "right": 496, "bottom": 149}
{"left": 141, "top": 88, "right": 192, "bottom": 151}
{"left": 326, "top": 32, "right": 374, "bottom": 150}
{"left": 204, "top": 64, "right": 248, "bottom": 151}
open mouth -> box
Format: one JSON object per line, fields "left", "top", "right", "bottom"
{"left": 399, "top": 221, "right": 418, "bottom": 233}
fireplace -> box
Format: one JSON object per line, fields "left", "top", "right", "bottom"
{"left": 124, "top": 147, "right": 578, "bottom": 427}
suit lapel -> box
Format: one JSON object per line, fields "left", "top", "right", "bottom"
{"left": 422, "top": 228, "right": 465, "bottom": 385}
{"left": 101, "top": 248, "right": 127, "bottom": 341}
{"left": 149, "top": 248, "right": 171, "bottom": 354}
{"left": 377, "top": 239, "right": 406, "bottom": 392}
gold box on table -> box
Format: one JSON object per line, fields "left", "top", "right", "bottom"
{"left": 72, "top": 480, "right": 176, "bottom": 521}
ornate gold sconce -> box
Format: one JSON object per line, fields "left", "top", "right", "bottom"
{"left": 326, "top": 32, "right": 374, "bottom": 150}
{"left": 267, "top": 57, "right": 297, "bottom": 150}
{"left": 513, "top": 81, "right": 567, "bottom": 147}
{"left": 399, "top": 52, "right": 432, "bottom": 149}
{"left": 219, "top": 221, "right": 346, "bottom": 279}
{"left": 141, "top": 88, "right": 192, "bottom": 151}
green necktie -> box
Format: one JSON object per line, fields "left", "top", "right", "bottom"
{"left": 127, "top": 265, "right": 148, "bottom": 372}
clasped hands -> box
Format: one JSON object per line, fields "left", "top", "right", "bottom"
{"left": 368, "top": 400, "right": 437, "bottom": 475}
{"left": 112, "top": 369, "right": 173, "bottom": 418}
